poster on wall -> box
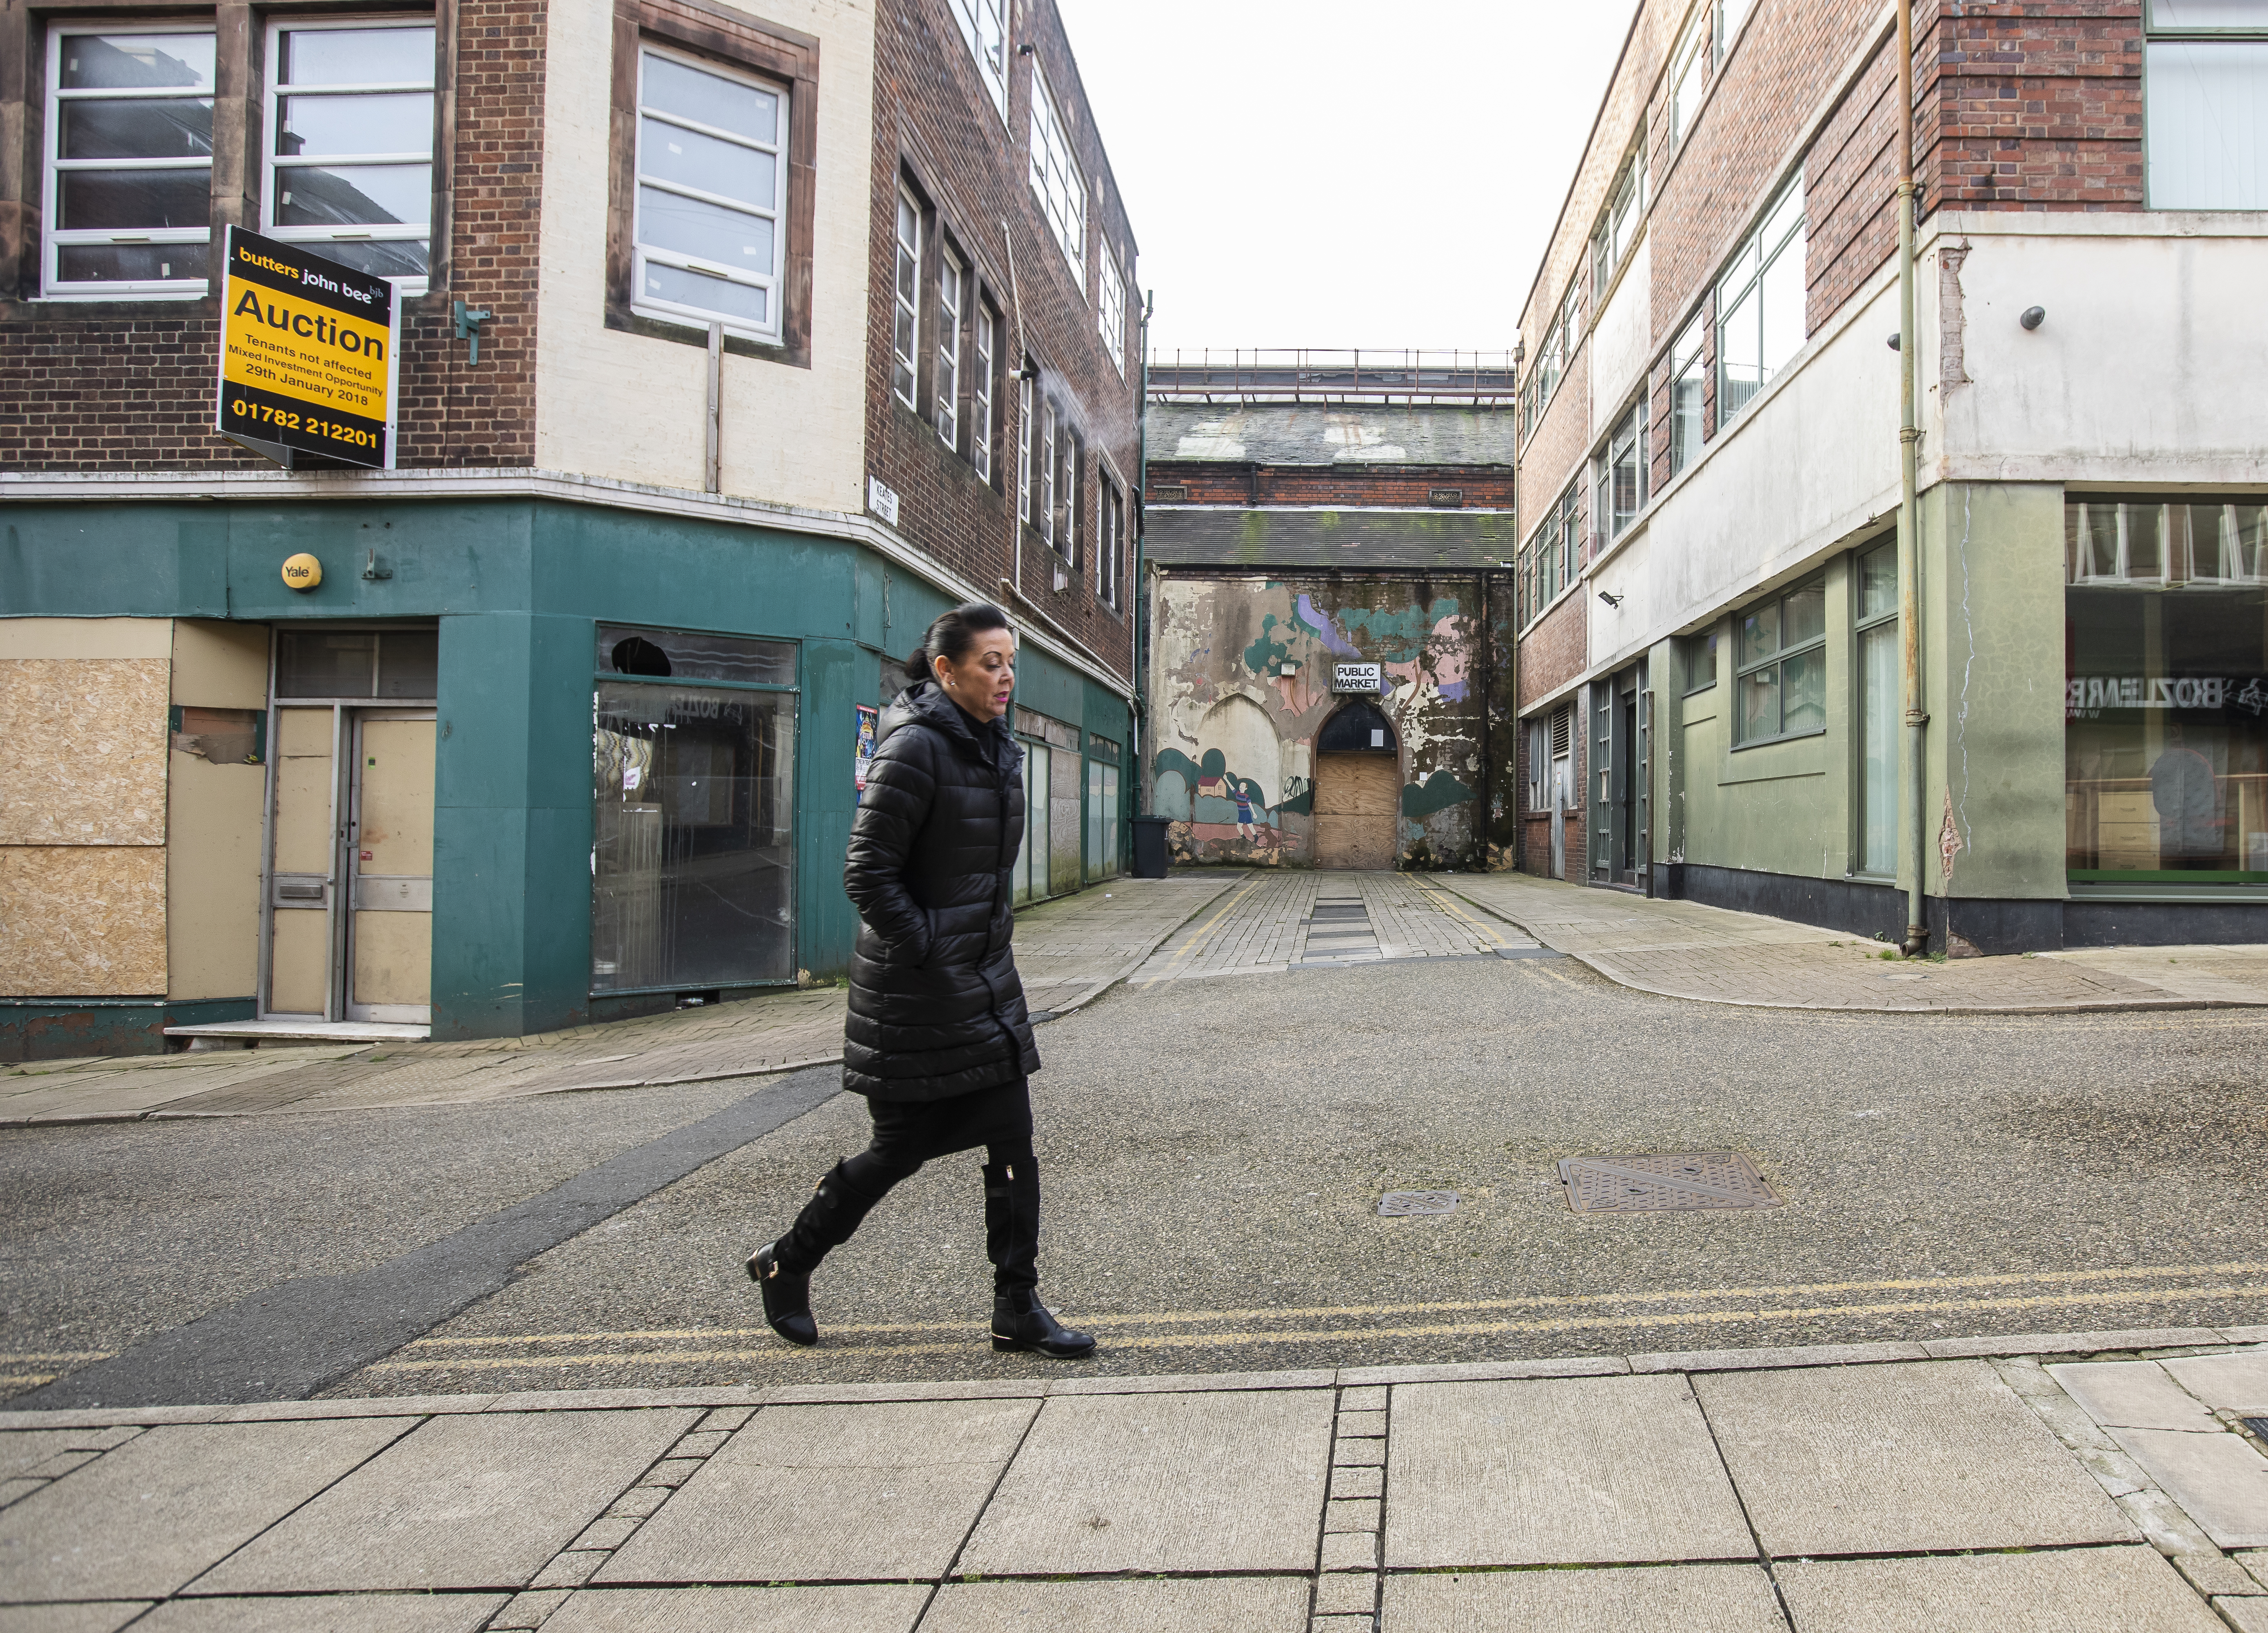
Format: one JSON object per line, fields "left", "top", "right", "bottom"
{"left": 214, "top": 226, "right": 400, "bottom": 469}
{"left": 854, "top": 704, "right": 880, "bottom": 792}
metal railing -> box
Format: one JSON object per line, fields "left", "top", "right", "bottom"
{"left": 1146, "top": 348, "right": 1520, "bottom": 404}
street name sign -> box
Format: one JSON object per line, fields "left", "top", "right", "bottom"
{"left": 1332, "top": 662, "right": 1383, "bottom": 693}
{"left": 216, "top": 226, "right": 399, "bottom": 469}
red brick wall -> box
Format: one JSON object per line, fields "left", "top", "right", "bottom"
{"left": 865, "top": 0, "right": 1137, "bottom": 682}
{"left": 1145, "top": 462, "right": 1515, "bottom": 510}
{"left": 1920, "top": 0, "right": 2146, "bottom": 213}
{"left": 1520, "top": 590, "right": 1589, "bottom": 707}
{"left": 0, "top": 0, "right": 545, "bottom": 472}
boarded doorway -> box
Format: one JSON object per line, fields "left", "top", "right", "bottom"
{"left": 1314, "top": 700, "right": 1399, "bottom": 869}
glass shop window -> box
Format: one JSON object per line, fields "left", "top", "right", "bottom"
{"left": 593, "top": 678, "right": 797, "bottom": 992}
{"left": 1085, "top": 739, "right": 1121, "bottom": 883}
{"left": 275, "top": 628, "right": 438, "bottom": 698}
{"left": 1016, "top": 738, "right": 1051, "bottom": 905}
{"left": 597, "top": 625, "right": 795, "bottom": 686}
{"left": 2065, "top": 497, "right": 2268, "bottom": 883}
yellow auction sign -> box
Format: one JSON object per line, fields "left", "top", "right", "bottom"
{"left": 215, "top": 226, "right": 399, "bottom": 469}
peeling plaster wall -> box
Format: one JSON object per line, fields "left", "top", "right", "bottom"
{"left": 1149, "top": 571, "right": 1494, "bottom": 869}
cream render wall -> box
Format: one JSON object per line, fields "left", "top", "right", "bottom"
{"left": 534, "top": 0, "right": 876, "bottom": 509}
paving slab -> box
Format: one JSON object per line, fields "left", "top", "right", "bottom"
{"left": 957, "top": 1388, "right": 1333, "bottom": 1575}
{"left": 194, "top": 1409, "right": 697, "bottom": 1593}
{"left": 1697, "top": 1359, "right": 2135, "bottom": 1556}
{"left": 544, "top": 1585, "right": 929, "bottom": 1631}
{"left": 2108, "top": 1426, "right": 2268, "bottom": 1548}
{"left": 136, "top": 1594, "right": 508, "bottom": 1631}
{"left": 2219, "top": 1596, "right": 2268, "bottom": 1633}
{"left": 0, "top": 1606, "right": 150, "bottom": 1633}
{"left": 1774, "top": 1544, "right": 2226, "bottom": 1632}
{"left": 919, "top": 1577, "right": 1311, "bottom": 1632}
{"left": 2051, "top": 1361, "right": 2224, "bottom": 1430}
{"left": 0, "top": 1431, "right": 90, "bottom": 1480}
{"left": 1385, "top": 1374, "right": 1755, "bottom": 1568}
{"left": 2162, "top": 1352, "right": 2268, "bottom": 1412}
{"left": 0, "top": 1417, "right": 411, "bottom": 1601}
{"left": 1383, "top": 1562, "right": 1786, "bottom": 1633}
{"left": 597, "top": 1399, "right": 1034, "bottom": 1584}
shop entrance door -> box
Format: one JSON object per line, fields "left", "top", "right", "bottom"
{"left": 261, "top": 705, "right": 434, "bottom": 1022}
{"left": 346, "top": 713, "right": 435, "bottom": 1022}
{"left": 1590, "top": 669, "right": 1648, "bottom": 888}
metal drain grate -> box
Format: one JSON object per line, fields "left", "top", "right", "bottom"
{"left": 1557, "top": 1152, "right": 1780, "bottom": 1214}
{"left": 2243, "top": 1416, "right": 2268, "bottom": 1446}
{"left": 1379, "top": 1190, "right": 1459, "bottom": 1216}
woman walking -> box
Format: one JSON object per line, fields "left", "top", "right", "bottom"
{"left": 746, "top": 602, "right": 1094, "bottom": 1360}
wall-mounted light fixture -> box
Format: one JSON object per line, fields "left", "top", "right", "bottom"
{"left": 1598, "top": 590, "right": 1623, "bottom": 607}
{"left": 2020, "top": 306, "right": 2046, "bottom": 331}
{"left": 1886, "top": 333, "right": 1901, "bottom": 351}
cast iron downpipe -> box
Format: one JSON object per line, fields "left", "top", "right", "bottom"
{"left": 1135, "top": 289, "right": 1154, "bottom": 829}
{"left": 1896, "top": 0, "right": 1929, "bottom": 957}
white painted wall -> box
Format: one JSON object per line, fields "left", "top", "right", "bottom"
{"left": 1929, "top": 213, "right": 2268, "bottom": 487}
{"left": 1589, "top": 233, "right": 1652, "bottom": 438}
{"left": 535, "top": 0, "right": 875, "bottom": 511}
{"left": 1587, "top": 275, "right": 1902, "bottom": 673}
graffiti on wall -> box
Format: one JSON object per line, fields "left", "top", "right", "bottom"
{"left": 1150, "top": 575, "right": 1492, "bottom": 868}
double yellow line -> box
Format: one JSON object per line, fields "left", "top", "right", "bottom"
{"left": 1132, "top": 874, "right": 1269, "bottom": 984}
{"left": 372, "top": 1259, "right": 2268, "bottom": 1374}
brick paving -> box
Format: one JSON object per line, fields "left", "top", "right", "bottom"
{"left": 1434, "top": 873, "right": 2268, "bottom": 1014}
{"left": 0, "top": 875, "right": 1238, "bottom": 1126}
{"left": 2, "top": 1328, "right": 2264, "bottom": 1631}
{"left": 1128, "top": 870, "right": 1540, "bottom": 983}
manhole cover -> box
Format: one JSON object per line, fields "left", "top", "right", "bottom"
{"left": 1557, "top": 1153, "right": 1779, "bottom": 1214}
{"left": 1379, "top": 1190, "right": 1458, "bottom": 1216}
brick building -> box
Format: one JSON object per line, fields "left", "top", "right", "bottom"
{"left": 1511, "top": 0, "right": 2268, "bottom": 950}
{"left": 1140, "top": 354, "right": 1520, "bottom": 871}
{"left": 0, "top": 0, "right": 1140, "bottom": 1056}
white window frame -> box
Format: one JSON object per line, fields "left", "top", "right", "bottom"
{"left": 1590, "top": 144, "right": 1644, "bottom": 298}
{"left": 935, "top": 245, "right": 963, "bottom": 449}
{"left": 1039, "top": 396, "right": 1058, "bottom": 545}
{"left": 1669, "top": 8, "right": 1709, "bottom": 150}
{"left": 1668, "top": 311, "right": 1707, "bottom": 475}
{"left": 1097, "top": 242, "right": 1126, "bottom": 374}
{"left": 1594, "top": 402, "right": 1646, "bottom": 542}
{"left": 42, "top": 20, "right": 216, "bottom": 300}
{"left": 631, "top": 42, "right": 790, "bottom": 343}
{"left": 2144, "top": 2, "right": 2268, "bottom": 208}
{"left": 261, "top": 15, "right": 436, "bottom": 295}
{"left": 972, "top": 305, "right": 996, "bottom": 481}
{"left": 1714, "top": 175, "right": 1805, "bottom": 424}
{"left": 1097, "top": 473, "right": 1123, "bottom": 607}
{"left": 1718, "top": 0, "right": 1758, "bottom": 57}
{"left": 1017, "top": 372, "right": 1035, "bottom": 521}
{"left": 1027, "top": 62, "right": 1087, "bottom": 291}
{"left": 946, "top": 0, "right": 1010, "bottom": 121}
{"left": 891, "top": 189, "right": 921, "bottom": 409}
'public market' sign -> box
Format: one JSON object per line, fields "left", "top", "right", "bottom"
{"left": 1332, "top": 662, "right": 1383, "bottom": 693}
{"left": 216, "top": 227, "right": 399, "bottom": 469}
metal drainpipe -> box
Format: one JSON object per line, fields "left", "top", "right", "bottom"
{"left": 1896, "top": 0, "right": 1930, "bottom": 956}
{"left": 1135, "top": 290, "right": 1154, "bottom": 822}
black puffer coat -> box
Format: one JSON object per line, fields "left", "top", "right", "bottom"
{"left": 841, "top": 680, "right": 1041, "bottom": 1101}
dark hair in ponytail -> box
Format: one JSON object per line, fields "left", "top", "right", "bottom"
{"left": 900, "top": 601, "right": 1012, "bottom": 686}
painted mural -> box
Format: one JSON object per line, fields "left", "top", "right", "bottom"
{"left": 1149, "top": 573, "right": 1503, "bottom": 868}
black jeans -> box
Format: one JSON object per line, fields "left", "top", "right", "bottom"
{"left": 774, "top": 1079, "right": 1041, "bottom": 1295}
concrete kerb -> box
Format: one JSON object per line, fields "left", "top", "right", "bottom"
{"left": 5, "top": 1326, "right": 2259, "bottom": 1431}
{"left": 1419, "top": 876, "right": 2262, "bottom": 1017}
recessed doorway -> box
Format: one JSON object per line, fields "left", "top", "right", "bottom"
{"left": 1315, "top": 700, "right": 1399, "bottom": 870}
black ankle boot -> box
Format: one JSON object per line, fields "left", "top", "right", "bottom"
{"left": 747, "top": 1243, "right": 817, "bottom": 1346}
{"left": 992, "top": 1289, "right": 1095, "bottom": 1359}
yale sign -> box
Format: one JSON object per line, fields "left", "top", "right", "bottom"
{"left": 1331, "top": 662, "right": 1383, "bottom": 693}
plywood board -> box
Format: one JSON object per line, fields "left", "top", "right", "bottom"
{"left": 351, "top": 909, "right": 431, "bottom": 1009}
{"left": 269, "top": 907, "right": 331, "bottom": 1015}
{"left": 171, "top": 620, "right": 271, "bottom": 709}
{"left": 0, "top": 617, "right": 172, "bottom": 661}
{"left": 357, "top": 719, "right": 435, "bottom": 873}
{"left": 0, "top": 846, "right": 166, "bottom": 995}
{"left": 0, "top": 658, "right": 171, "bottom": 845}
{"left": 167, "top": 753, "right": 265, "bottom": 1001}
{"left": 271, "top": 708, "right": 337, "bottom": 876}
{"left": 1315, "top": 754, "right": 1398, "bottom": 870}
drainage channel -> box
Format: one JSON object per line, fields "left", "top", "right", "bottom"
{"left": 1300, "top": 891, "right": 1382, "bottom": 965}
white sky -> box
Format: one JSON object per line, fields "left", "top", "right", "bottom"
{"left": 1054, "top": 0, "right": 1639, "bottom": 360}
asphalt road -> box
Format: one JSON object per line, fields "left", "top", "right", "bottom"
{"left": 7, "top": 953, "right": 2268, "bottom": 1403}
